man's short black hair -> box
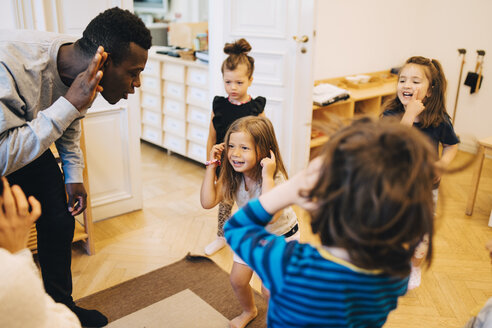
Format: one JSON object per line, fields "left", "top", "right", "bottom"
{"left": 74, "top": 7, "right": 151, "bottom": 65}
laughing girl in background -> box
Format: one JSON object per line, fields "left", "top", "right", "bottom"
{"left": 382, "top": 56, "right": 459, "bottom": 289}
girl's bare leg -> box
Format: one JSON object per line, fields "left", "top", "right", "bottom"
{"left": 205, "top": 201, "right": 233, "bottom": 255}
{"left": 229, "top": 262, "right": 258, "bottom": 328}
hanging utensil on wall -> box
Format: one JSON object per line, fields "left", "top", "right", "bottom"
{"left": 452, "top": 48, "right": 466, "bottom": 124}
{"left": 464, "top": 49, "right": 485, "bottom": 94}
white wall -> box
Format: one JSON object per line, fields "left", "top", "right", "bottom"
{"left": 0, "top": 0, "right": 19, "bottom": 29}
{"left": 167, "top": 0, "right": 208, "bottom": 22}
{"left": 314, "top": 0, "right": 492, "bottom": 152}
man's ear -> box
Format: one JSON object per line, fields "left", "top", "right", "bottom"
{"left": 100, "top": 53, "right": 111, "bottom": 71}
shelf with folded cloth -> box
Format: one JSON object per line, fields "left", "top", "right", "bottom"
{"left": 310, "top": 70, "right": 397, "bottom": 152}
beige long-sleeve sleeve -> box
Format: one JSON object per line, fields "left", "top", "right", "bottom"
{"left": 0, "top": 248, "right": 81, "bottom": 328}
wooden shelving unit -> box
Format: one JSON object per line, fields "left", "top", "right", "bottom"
{"left": 310, "top": 70, "right": 397, "bottom": 152}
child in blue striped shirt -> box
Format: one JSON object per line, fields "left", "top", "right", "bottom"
{"left": 225, "top": 117, "right": 437, "bottom": 327}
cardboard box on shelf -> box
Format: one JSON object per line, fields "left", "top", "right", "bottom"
{"left": 168, "top": 22, "right": 208, "bottom": 50}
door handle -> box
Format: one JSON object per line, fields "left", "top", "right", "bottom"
{"left": 293, "top": 35, "right": 309, "bottom": 43}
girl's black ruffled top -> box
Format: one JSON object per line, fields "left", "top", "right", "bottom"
{"left": 212, "top": 96, "right": 266, "bottom": 144}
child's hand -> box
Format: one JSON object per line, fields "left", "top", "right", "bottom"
{"left": 259, "top": 156, "right": 323, "bottom": 215}
{"left": 406, "top": 88, "right": 425, "bottom": 118}
{"left": 260, "top": 150, "right": 276, "bottom": 178}
{"left": 486, "top": 239, "right": 492, "bottom": 264}
{"left": 287, "top": 156, "right": 324, "bottom": 212}
{"left": 0, "top": 177, "right": 41, "bottom": 254}
{"left": 210, "top": 143, "right": 225, "bottom": 163}
{"left": 433, "top": 170, "right": 442, "bottom": 185}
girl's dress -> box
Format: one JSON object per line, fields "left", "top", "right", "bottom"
{"left": 212, "top": 95, "right": 266, "bottom": 144}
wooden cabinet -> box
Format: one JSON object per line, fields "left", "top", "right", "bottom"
{"left": 140, "top": 50, "right": 210, "bottom": 163}
{"left": 310, "top": 70, "right": 397, "bottom": 151}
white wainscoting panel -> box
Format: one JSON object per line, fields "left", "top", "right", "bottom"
{"left": 251, "top": 51, "right": 286, "bottom": 86}
{"left": 229, "top": 0, "right": 287, "bottom": 39}
{"left": 263, "top": 98, "right": 283, "bottom": 147}
{"left": 54, "top": 0, "right": 122, "bottom": 35}
{"left": 84, "top": 107, "right": 135, "bottom": 220}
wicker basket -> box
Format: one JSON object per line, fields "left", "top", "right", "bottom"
{"left": 178, "top": 50, "right": 196, "bottom": 61}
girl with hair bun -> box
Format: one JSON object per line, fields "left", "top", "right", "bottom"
{"left": 204, "top": 38, "right": 266, "bottom": 256}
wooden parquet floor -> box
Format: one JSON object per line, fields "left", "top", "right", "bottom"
{"left": 72, "top": 141, "right": 492, "bottom": 327}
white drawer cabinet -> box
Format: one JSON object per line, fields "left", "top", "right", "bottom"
{"left": 141, "top": 109, "right": 162, "bottom": 129}
{"left": 164, "top": 81, "right": 186, "bottom": 101}
{"left": 139, "top": 49, "right": 210, "bottom": 164}
{"left": 164, "top": 133, "right": 187, "bottom": 155}
{"left": 188, "top": 141, "right": 207, "bottom": 163}
{"left": 141, "top": 124, "right": 162, "bottom": 145}
{"left": 141, "top": 92, "right": 161, "bottom": 111}
{"left": 187, "top": 106, "right": 209, "bottom": 127}
{"left": 142, "top": 59, "right": 160, "bottom": 77}
{"left": 141, "top": 75, "right": 161, "bottom": 94}
{"left": 187, "top": 123, "right": 208, "bottom": 145}
{"left": 187, "top": 67, "right": 208, "bottom": 87}
{"left": 163, "top": 99, "right": 186, "bottom": 119}
{"left": 186, "top": 86, "right": 208, "bottom": 108}
{"left": 164, "top": 116, "right": 186, "bottom": 137}
{"left": 162, "top": 62, "right": 185, "bottom": 83}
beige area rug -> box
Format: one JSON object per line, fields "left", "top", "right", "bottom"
{"left": 107, "top": 289, "right": 229, "bottom": 327}
{"left": 76, "top": 254, "right": 268, "bottom": 327}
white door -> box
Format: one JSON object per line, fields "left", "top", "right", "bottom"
{"left": 209, "top": 0, "right": 315, "bottom": 175}
{"left": 11, "top": 0, "right": 143, "bottom": 221}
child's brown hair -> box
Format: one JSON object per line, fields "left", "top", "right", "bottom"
{"left": 383, "top": 56, "right": 450, "bottom": 128}
{"left": 219, "top": 116, "right": 287, "bottom": 203}
{"left": 221, "top": 38, "right": 255, "bottom": 78}
{"left": 307, "top": 117, "right": 437, "bottom": 277}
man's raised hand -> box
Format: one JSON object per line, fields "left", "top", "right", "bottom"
{"left": 65, "top": 46, "right": 108, "bottom": 112}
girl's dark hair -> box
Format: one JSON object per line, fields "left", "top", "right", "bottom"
{"left": 307, "top": 117, "right": 437, "bottom": 277}
{"left": 74, "top": 7, "right": 151, "bottom": 65}
{"left": 383, "top": 56, "right": 449, "bottom": 128}
{"left": 221, "top": 38, "right": 255, "bottom": 78}
{"left": 218, "top": 116, "right": 287, "bottom": 203}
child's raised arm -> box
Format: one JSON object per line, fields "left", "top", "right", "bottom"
{"left": 438, "top": 143, "right": 458, "bottom": 168}
{"left": 260, "top": 150, "right": 276, "bottom": 194}
{"left": 259, "top": 156, "right": 322, "bottom": 214}
{"left": 200, "top": 143, "right": 225, "bottom": 209}
{"left": 434, "top": 143, "right": 458, "bottom": 183}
